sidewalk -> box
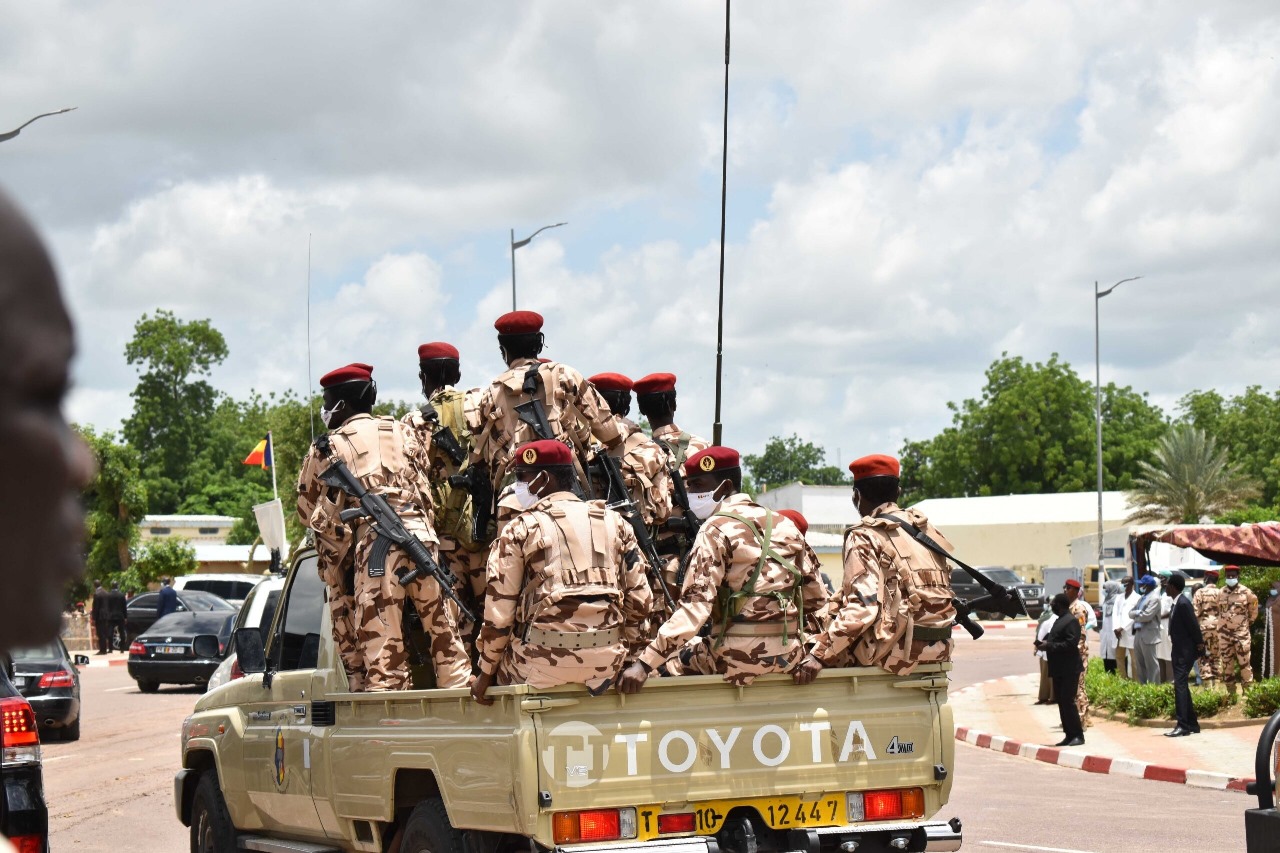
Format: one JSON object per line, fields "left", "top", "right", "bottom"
{"left": 81, "top": 651, "right": 130, "bottom": 668}
{"left": 951, "top": 671, "right": 1261, "bottom": 792}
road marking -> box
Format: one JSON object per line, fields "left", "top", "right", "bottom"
{"left": 42, "top": 755, "right": 71, "bottom": 763}
{"left": 981, "top": 843, "right": 1097, "bottom": 853}
{"left": 104, "top": 686, "right": 136, "bottom": 693}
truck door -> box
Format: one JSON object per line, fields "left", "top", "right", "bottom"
{"left": 240, "top": 560, "right": 327, "bottom": 834}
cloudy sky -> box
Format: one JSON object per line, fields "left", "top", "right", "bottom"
{"left": 3, "top": 1, "right": 1278, "bottom": 468}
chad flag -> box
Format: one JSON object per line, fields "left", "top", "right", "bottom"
{"left": 243, "top": 433, "right": 273, "bottom": 469}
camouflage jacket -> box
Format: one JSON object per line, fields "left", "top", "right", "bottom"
{"left": 1068, "top": 598, "right": 1091, "bottom": 656}
{"left": 1219, "top": 584, "right": 1259, "bottom": 634}
{"left": 651, "top": 423, "right": 711, "bottom": 469}
{"left": 402, "top": 386, "right": 484, "bottom": 551}
{"left": 605, "top": 417, "right": 674, "bottom": 527}
{"left": 1193, "top": 584, "right": 1222, "bottom": 625}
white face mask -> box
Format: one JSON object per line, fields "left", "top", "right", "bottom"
{"left": 320, "top": 402, "right": 341, "bottom": 429}
{"left": 687, "top": 490, "right": 721, "bottom": 520}
{"left": 1225, "top": 578, "right": 1239, "bottom": 588}
{"left": 512, "top": 480, "right": 540, "bottom": 510}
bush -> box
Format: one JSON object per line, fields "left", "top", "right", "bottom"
{"left": 1243, "top": 678, "right": 1280, "bottom": 718}
{"left": 1193, "top": 687, "right": 1235, "bottom": 718}
{"left": 1085, "top": 660, "right": 1234, "bottom": 721}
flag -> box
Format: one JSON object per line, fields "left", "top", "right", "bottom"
{"left": 243, "top": 433, "right": 273, "bottom": 470}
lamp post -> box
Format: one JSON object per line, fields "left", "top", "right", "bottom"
{"left": 1094, "top": 276, "right": 1142, "bottom": 574}
{"left": 510, "top": 222, "right": 567, "bottom": 310}
{"left": 0, "top": 107, "right": 77, "bottom": 143}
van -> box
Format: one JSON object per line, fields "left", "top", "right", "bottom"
{"left": 173, "top": 573, "right": 269, "bottom": 607}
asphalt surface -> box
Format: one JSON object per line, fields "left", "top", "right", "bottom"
{"left": 40, "top": 628, "right": 1252, "bottom": 852}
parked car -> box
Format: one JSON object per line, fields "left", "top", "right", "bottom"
{"left": 205, "top": 574, "right": 287, "bottom": 692}
{"left": 950, "top": 566, "right": 1043, "bottom": 619}
{"left": 124, "top": 588, "right": 236, "bottom": 639}
{"left": 173, "top": 572, "right": 269, "bottom": 607}
{"left": 0, "top": 660, "right": 48, "bottom": 852}
{"left": 9, "top": 639, "right": 87, "bottom": 741}
{"left": 127, "top": 610, "right": 236, "bottom": 693}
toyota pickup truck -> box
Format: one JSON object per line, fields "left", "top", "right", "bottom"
{"left": 175, "top": 549, "right": 963, "bottom": 853}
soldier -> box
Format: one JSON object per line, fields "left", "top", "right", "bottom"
{"left": 297, "top": 363, "right": 470, "bottom": 691}
{"left": 1193, "top": 568, "right": 1222, "bottom": 686}
{"left": 1218, "top": 565, "right": 1259, "bottom": 693}
{"left": 587, "top": 372, "right": 674, "bottom": 534}
{"left": 776, "top": 508, "right": 835, "bottom": 624}
{"left": 1064, "top": 578, "right": 1092, "bottom": 726}
{"left": 634, "top": 373, "right": 710, "bottom": 469}
{"left": 617, "top": 447, "right": 828, "bottom": 691}
{"left": 588, "top": 372, "right": 636, "bottom": 425}
{"left": 792, "top": 455, "right": 955, "bottom": 683}
{"left": 470, "top": 440, "right": 653, "bottom": 702}
{"left": 401, "top": 342, "right": 487, "bottom": 622}
{"left": 468, "top": 310, "right": 624, "bottom": 494}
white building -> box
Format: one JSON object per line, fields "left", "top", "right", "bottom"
{"left": 139, "top": 514, "right": 238, "bottom": 545}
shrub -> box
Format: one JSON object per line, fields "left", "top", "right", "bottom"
{"left": 1243, "top": 678, "right": 1280, "bottom": 718}
{"left": 1085, "top": 663, "right": 1235, "bottom": 721}
{"left": 1192, "top": 687, "right": 1233, "bottom": 718}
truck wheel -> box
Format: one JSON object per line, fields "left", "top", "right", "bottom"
{"left": 137, "top": 679, "right": 159, "bottom": 693}
{"left": 401, "top": 798, "right": 466, "bottom": 853}
{"left": 191, "top": 772, "right": 237, "bottom": 853}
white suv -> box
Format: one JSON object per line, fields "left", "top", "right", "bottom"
{"left": 173, "top": 573, "right": 268, "bottom": 607}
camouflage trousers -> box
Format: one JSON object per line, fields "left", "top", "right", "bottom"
{"left": 1216, "top": 628, "right": 1253, "bottom": 686}
{"left": 439, "top": 536, "right": 485, "bottom": 653}
{"left": 495, "top": 635, "right": 629, "bottom": 693}
{"left": 327, "top": 586, "right": 367, "bottom": 692}
{"left": 663, "top": 633, "right": 806, "bottom": 686}
{"left": 1198, "top": 617, "right": 1219, "bottom": 682}
{"left": 1076, "top": 649, "right": 1090, "bottom": 726}
{"left": 353, "top": 536, "right": 473, "bottom": 691}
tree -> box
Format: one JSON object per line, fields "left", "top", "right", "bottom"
{"left": 743, "top": 434, "right": 849, "bottom": 488}
{"left": 122, "top": 310, "right": 229, "bottom": 513}
{"left": 116, "top": 537, "right": 198, "bottom": 594}
{"left": 1179, "top": 387, "right": 1280, "bottom": 507}
{"left": 1125, "top": 425, "right": 1261, "bottom": 524}
{"left": 76, "top": 426, "right": 147, "bottom": 581}
{"left": 900, "top": 353, "right": 1167, "bottom": 499}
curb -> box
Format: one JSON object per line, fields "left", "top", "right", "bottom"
{"left": 82, "top": 657, "right": 129, "bottom": 668}
{"left": 1094, "top": 709, "right": 1263, "bottom": 730}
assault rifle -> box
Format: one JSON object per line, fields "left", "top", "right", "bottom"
{"left": 314, "top": 434, "right": 476, "bottom": 625}
{"left": 592, "top": 449, "right": 676, "bottom": 611}
{"left": 513, "top": 363, "right": 553, "bottom": 440}
{"left": 448, "top": 462, "right": 494, "bottom": 545}
{"left": 666, "top": 463, "right": 702, "bottom": 589}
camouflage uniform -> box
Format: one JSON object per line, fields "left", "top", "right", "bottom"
{"left": 636, "top": 494, "right": 828, "bottom": 685}
{"left": 468, "top": 357, "right": 623, "bottom": 491}
{"left": 476, "top": 491, "right": 653, "bottom": 692}
{"left": 1192, "top": 583, "right": 1222, "bottom": 684}
{"left": 299, "top": 413, "right": 471, "bottom": 691}
{"left": 1218, "top": 583, "right": 1259, "bottom": 687}
{"left": 1068, "top": 597, "right": 1092, "bottom": 725}
{"left": 604, "top": 417, "right": 674, "bottom": 528}
{"left": 297, "top": 457, "right": 364, "bottom": 692}
{"left": 809, "top": 502, "right": 954, "bottom": 676}
{"left": 650, "top": 423, "right": 710, "bottom": 584}
{"left": 650, "top": 423, "right": 711, "bottom": 469}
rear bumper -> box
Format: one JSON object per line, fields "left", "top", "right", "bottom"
{"left": 27, "top": 694, "right": 79, "bottom": 728}
{"left": 557, "top": 819, "right": 962, "bottom": 853}
{"left": 128, "top": 659, "right": 218, "bottom": 684}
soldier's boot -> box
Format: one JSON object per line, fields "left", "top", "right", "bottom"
{"left": 1226, "top": 680, "right": 1239, "bottom": 697}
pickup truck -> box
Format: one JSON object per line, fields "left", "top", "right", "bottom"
{"left": 175, "top": 549, "right": 963, "bottom": 853}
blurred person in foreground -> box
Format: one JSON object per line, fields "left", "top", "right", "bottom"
{"left": 0, "top": 191, "right": 94, "bottom": 656}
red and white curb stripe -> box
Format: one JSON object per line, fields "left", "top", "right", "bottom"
{"left": 954, "top": 726, "right": 1254, "bottom": 793}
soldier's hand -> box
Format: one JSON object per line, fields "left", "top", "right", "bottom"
{"left": 470, "top": 671, "right": 494, "bottom": 705}
{"left": 617, "top": 662, "right": 649, "bottom": 694}
{"left": 792, "top": 654, "right": 823, "bottom": 685}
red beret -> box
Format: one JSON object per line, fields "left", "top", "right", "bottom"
{"left": 589, "top": 372, "right": 633, "bottom": 393}
{"left": 513, "top": 439, "right": 573, "bottom": 468}
{"left": 848, "top": 454, "right": 900, "bottom": 481}
{"left": 1064, "top": 578, "right": 1082, "bottom": 590}
{"left": 1223, "top": 565, "right": 1240, "bottom": 573}
{"left": 684, "top": 446, "right": 741, "bottom": 477}
{"left": 777, "top": 509, "right": 808, "bottom": 536}
{"left": 537, "top": 357, "right": 552, "bottom": 364}
{"left": 320, "top": 362, "right": 374, "bottom": 387}
{"left": 634, "top": 372, "right": 676, "bottom": 394}
{"left": 1204, "top": 568, "right": 1219, "bottom": 578}
{"left": 417, "top": 342, "right": 459, "bottom": 361}
{"left": 495, "top": 310, "right": 544, "bottom": 335}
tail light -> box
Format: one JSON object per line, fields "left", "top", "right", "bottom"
{"left": 9, "top": 835, "right": 44, "bottom": 853}
{"left": 38, "top": 670, "right": 74, "bottom": 689}
{"left": 1, "top": 696, "right": 41, "bottom": 766}
{"left": 230, "top": 658, "right": 244, "bottom": 681}
{"left": 658, "top": 812, "right": 697, "bottom": 834}
{"left": 129, "top": 641, "right": 146, "bottom": 656}
{"left": 847, "top": 787, "right": 924, "bottom": 822}
{"left": 552, "top": 808, "right": 637, "bottom": 844}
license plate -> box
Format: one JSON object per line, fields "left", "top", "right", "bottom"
{"left": 12, "top": 676, "right": 25, "bottom": 688}
{"left": 657, "top": 794, "right": 844, "bottom": 836}
{"left": 159, "top": 646, "right": 185, "bottom": 655}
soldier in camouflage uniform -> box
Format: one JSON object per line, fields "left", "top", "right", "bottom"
{"left": 468, "top": 310, "right": 624, "bottom": 494}
{"left": 1064, "top": 578, "right": 1092, "bottom": 726}
{"left": 1192, "top": 568, "right": 1221, "bottom": 686}
{"left": 588, "top": 372, "right": 674, "bottom": 531}
{"left": 794, "top": 455, "right": 955, "bottom": 683}
{"left": 618, "top": 447, "right": 828, "bottom": 691}
{"left": 1217, "top": 565, "right": 1259, "bottom": 691}
{"left": 401, "top": 342, "right": 487, "bottom": 637}
{"left": 297, "top": 363, "right": 471, "bottom": 692}
{"left": 471, "top": 440, "right": 653, "bottom": 702}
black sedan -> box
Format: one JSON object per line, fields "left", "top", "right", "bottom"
{"left": 125, "top": 589, "right": 236, "bottom": 639}
{"left": 9, "top": 639, "right": 88, "bottom": 741}
{"left": 127, "top": 611, "right": 236, "bottom": 693}
{"left": 0, "top": 661, "right": 48, "bottom": 852}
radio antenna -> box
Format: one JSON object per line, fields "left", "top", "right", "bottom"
{"left": 712, "top": 0, "right": 731, "bottom": 447}
{"left": 306, "top": 233, "right": 315, "bottom": 440}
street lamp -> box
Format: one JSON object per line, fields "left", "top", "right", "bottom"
{"left": 510, "top": 222, "right": 567, "bottom": 310}
{"left": 0, "top": 107, "right": 77, "bottom": 143}
{"left": 1094, "top": 275, "right": 1143, "bottom": 576}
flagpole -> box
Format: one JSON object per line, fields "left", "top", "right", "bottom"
{"left": 269, "top": 431, "right": 279, "bottom": 501}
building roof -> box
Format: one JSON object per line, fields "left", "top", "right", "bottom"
{"left": 192, "top": 544, "right": 256, "bottom": 563}
{"left": 144, "top": 514, "right": 238, "bottom": 526}
{"left": 910, "top": 491, "right": 1135, "bottom": 527}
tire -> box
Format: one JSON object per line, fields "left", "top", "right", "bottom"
{"left": 401, "top": 797, "right": 466, "bottom": 853}
{"left": 137, "top": 679, "right": 160, "bottom": 693}
{"left": 190, "top": 772, "right": 238, "bottom": 853}
{"left": 989, "top": 612, "right": 1007, "bottom": 621}
{"left": 62, "top": 717, "right": 81, "bottom": 742}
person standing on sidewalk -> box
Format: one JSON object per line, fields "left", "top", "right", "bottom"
{"left": 1099, "top": 580, "right": 1123, "bottom": 673}
{"left": 91, "top": 579, "right": 110, "bottom": 655}
{"left": 1063, "top": 578, "right": 1092, "bottom": 726}
{"left": 1129, "top": 575, "right": 1163, "bottom": 684}
{"left": 1166, "top": 572, "right": 1203, "bottom": 737}
{"left": 1035, "top": 593, "right": 1085, "bottom": 747}
{"left": 1157, "top": 569, "right": 1175, "bottom": 683}
{"left": 1193, "top": 568, "right": 1221, "bottom": 687}
{"left": 1218, "top": 565, "right": 1259, "bottom": 694}
{"left": 1113, "top": 575, "right": 1138, "bottom": 679}
{"left": 1034, "top": 606, "right": 1056, "bottom": 705}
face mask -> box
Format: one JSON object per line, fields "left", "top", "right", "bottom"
{"left": 320, "top": 401, "right": 343, "bottom": 429}
{"left": 1225, "top": 578, "right": 1239, "bottom": 588}
{"left": 688, "top": 490, "right": 721, "bottom": 520}
{"left": 512, "top": 480, "right": 540, "bottom": 510}
{"left": 1270, "top": 589, "right": 1278, "bottom": 598}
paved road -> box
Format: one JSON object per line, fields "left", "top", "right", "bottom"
{"left": 42, "top": 627, "right": 1251, "bottom": 852}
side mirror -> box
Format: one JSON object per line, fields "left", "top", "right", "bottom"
{"left": 73, "top": 654, "right": 90, "bottom": 667}
{"left": 192, "top": 635, "right": 221, "bottom": 659}
{"left": 234, "top": 627, "right": 267, "bottom": 674}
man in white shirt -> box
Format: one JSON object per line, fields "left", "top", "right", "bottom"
{"left": 1112, "top": 576, "right": 1138, "bottom": 679}
{"left": 1099, "top": 580, "right": 1124, "bottom": 673}
{"left": 1157, "top": 570, "right": 1174, "bottom": 684}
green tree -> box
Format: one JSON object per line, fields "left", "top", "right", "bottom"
{"left": 115, "top": 537, "right": 198, "bottom": 594}
{"left": 76, "top": 426, "right": 147, "bottom": 581}
{"left": 900, "top": 353, "right": 1167, "bottom": 499}
{"left": 743, "top": 434, "right": 849, "bottom": 488}
{"left": 1179, "top": 387, "right": 1280, "bottom": 507}
{"left": 1125, "top": 425, "right": 1261, "bottom": 523}
{"left": 122, "top": 310, "right": 229, "bottom": 513}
